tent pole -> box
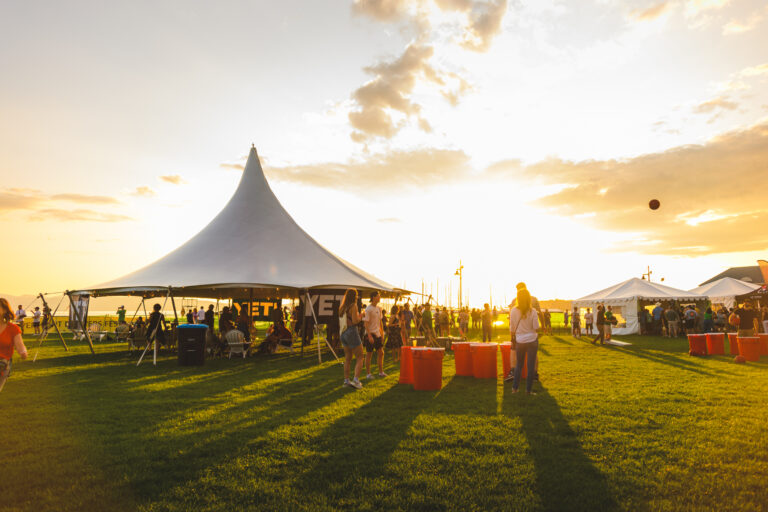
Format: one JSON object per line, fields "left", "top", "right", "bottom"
{"left": 66, "top": 291, "right": 95, "bottom": 355}
{"left": 305, "top": 291, "right": 339, "bottom": 364}
{"left": 137, "top": 290, "right": 170, "bottom": 367}
{"left": 39, "top": 292, "right": 68, "bottom": 353}
{"left": 249, "top": 288, "right": 254, "bottom": 344}
{"left": 169, "top": 287, "right": 179, "bottom": 324}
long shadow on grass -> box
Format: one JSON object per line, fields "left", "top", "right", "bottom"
{"left": 127, "top": 362, "right": 349, "bottom": 503}
{"left": 606, "top": 345, "right": 734, "bottom": 376}
{"left": 551, "top": 336, "right": 574, "bottom": 345}
{"left": 54, "top": 353, "right": 348, "bottom": 505}
{"left": 503, "top": 387, "right": 619, "bottom": 511}
{"left": 297, "top": 383, "right": 435, "bottom": 506}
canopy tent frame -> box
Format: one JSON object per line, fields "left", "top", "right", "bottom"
{"left": 66, "top": 291, "right": 95, "bottom": 355}
{"left": 573, "top": 278, "right": 706, "bottom": 335}
{"left": 32, "top": 292, "right": 68, "bottom": 361}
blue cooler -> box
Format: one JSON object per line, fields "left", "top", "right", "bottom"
{"left": 177, "top": 324, "right": 208, "bottom": 366}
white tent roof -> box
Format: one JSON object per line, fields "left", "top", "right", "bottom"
{"left": 573, "top": 277, "right": 705, "bottom": 306}
{"left": 77, "top": 146, "right": 398, "bottom": 298}
{"left": 689, "top": 277, "right": 760, "bottom": 300}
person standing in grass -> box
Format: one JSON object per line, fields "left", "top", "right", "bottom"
{"left": 421, "top": 303, "right": 436, "bottom": 346}
{"left": 458, "top": 307, "right": 469, "bottom": 338}
{"left": 15, "top": 305, "right": 26, "bottom": 335}
{"left": 197, "top": 306, "right": 206, "bottom": 324}
{"left": 584, "top": 308, "right": 593, "bottom": 335}
{"left": 116, "top": 305, "right": 126, "bottom": 325}
{"left": 507, "top": 288, "right": 539, "bottom": 395}
{"left": 0, "top": 298, "right": 28, "bottom": 393}
{"left": 572, "top": 307, "right": 581, "bottom": 338}
{"left": 664, "top": 305, "right": 679, "bottom": 338}
{"left": 592, "top": 304, "right": 606, "bottom": 345}
{"left": 147, "top": 303, "right": 167, "bottom": 348}
{"left": 481, "top": 303, "right": 493, "bottom": 342}
{"left": 363, "top": 291, "right": 386, "bottom": 379}
{"left": 338, "top": 289, "right": 364, "bottom": 389}
{"left": 32, "top": 306, "right": 41, "bottom": 334}
{"left": 604, "top": 306, "right": 615, "bottom": 341}
{"left": 542, "top": 309, "right": 552, "bottom": 336}
{"left": 400, "top": 302, "right": 414, "bottom": 347}
{"left": 388, "top": 305, "right": 402, "bottom": 362}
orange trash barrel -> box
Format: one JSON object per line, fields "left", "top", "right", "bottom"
{"left": 738, "top": 337, "right": 760, "bottom": 362}
{"left": 705, "top": 333, "right": 725, "bottom": 355}
{"left": 758, "top": 334, "right": 768, "bottom": 356}
{"left": 399, "top": 346, "right": 414, "bottom": 384}
{"left": 412, "top": 347, "right": 445, "bottom": 390}
{"left": 452, "top": 342, "right": 473, "bottom": 376}
{"left": 500, "top": 342, "right": 512, "bottom": 377}
{"left": 687, "top": 334, "right": 707, "bottom": 355}
{"left": 728, "top": 333, "right": 740, "bottom": 356}
{"left": 470, "top": 343, "right": 497, "bottom": 379}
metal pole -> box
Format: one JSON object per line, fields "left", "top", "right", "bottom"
{"left": 39, "top": 293, "right": 68, "bottom": 351}
{"left": 66, "top": 291, "right": 95, "bottom": 355}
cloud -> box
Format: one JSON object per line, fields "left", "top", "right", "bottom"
{"left": 723, "top": 11, "right": 763, "bottom": 35}
{"left": 159, "top": 174, "right": 186, "bottom": 185}
{"left": 0, "top": 191, "right": 40, "bottom": 211}
{"left": 377, "top": 217, "right": 402, "bottom": 223}
{"left": 267, "top": 147, "right": 471, "bottom": 192}
{"left": 352, "top": 0, "right": 414, "bottom": 21}
{"left": 684, "top": 0, "right": 730, "bottom": 17}
{"left": 692, "top": 96, "right": 737, "bottom": 114}
{"left": 349, "top": 42, "right": 444, "bottom": 142}
{"left": 489, "top": 120, "right": 768, "bottom": 255}
{"left": 459, "top": 0, "right": 508, "bottom": 52}
{"left": 347, "top": 0, "right": 508, "bottom": 142}
{"left": 30, "top": 209, "right": 133, "bottom": 223}
{"left": 131, "top": 186, "right": 156, "bottom": 197}
{"left": 629, "top": 2, "right": 672, "bottom": 22}
{"left": 220, "top": 162, "right": 245, "bottom": 171}
{"left": 739, "top": 63, "right": 768, "bottom": 78}
{"left": 50, "top": 194, "right": 120, "bottom": 204}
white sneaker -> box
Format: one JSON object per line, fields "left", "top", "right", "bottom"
{"left": 366, "top": 374, "right": 374, "bottom": 380}
{"left": 350, "top": 379, "right": 363, "bottom": 389}
{"left": 378, "top": 372, "right": 388, "bottom": 377}
{"left": 343, "top": 379, "right": 350, "bottom": 387}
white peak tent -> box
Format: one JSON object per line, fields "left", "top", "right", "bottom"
{"left": 573, "top": 278, "right": 706, "bottom": 335}
{"left": 75, "top": 146, "right": 399, "bottom": 299}
{"left": 689, "top": 277, "right": 760, "bottom": 309}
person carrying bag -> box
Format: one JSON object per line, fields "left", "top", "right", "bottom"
{"left": 339, "top": 289, "right": 365, "bottom": 389}
{"left": 507, "top": 288, "right": 539, "bottom": 395}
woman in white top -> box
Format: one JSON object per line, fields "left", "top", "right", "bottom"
{"left": 509, "top": 287, "right": 540, "bottom": 394}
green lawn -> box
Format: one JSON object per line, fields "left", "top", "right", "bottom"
{"left": 4, "top": 333, "right": 768, "bottom": 511}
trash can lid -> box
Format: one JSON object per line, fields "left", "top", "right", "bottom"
{"left": 412, "top": 348, "right": 445, "bottom": 359}
{"left": 177, "top": 324, "right": 208, "bottom": 329}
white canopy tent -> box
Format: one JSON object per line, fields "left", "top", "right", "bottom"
{"left": 74, "top": 146, "right": 400, "bottom": 299}
{"left": 689, "top": 277, "right": 760, "bottom": 309}
{"left": 573, "top": 278, "right": 706, "bottom": 335}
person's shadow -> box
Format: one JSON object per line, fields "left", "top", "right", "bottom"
{"left": 502, "top": 386, "right": 619, "bottom": 511}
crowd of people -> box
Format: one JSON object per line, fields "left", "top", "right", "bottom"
{"left": 3, "top": 288, "right": 768, "bottom": 396}
{"left": 640, "top": 302, "right": 768, "bottom": 338}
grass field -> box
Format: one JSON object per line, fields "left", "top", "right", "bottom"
{"left": 4, "top": 332, "right": 768, "bottom": 511}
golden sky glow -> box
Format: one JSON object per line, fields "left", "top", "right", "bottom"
{"left": 1, "top": 0, "right": 767, "bottom": 301}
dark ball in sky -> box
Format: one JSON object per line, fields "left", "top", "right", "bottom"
{"left": 649, "top": 199, "right": 660, "bottom": 210}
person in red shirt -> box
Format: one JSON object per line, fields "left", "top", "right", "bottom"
{"left": 1, "top": 298, "right": 29, "bottom": 393}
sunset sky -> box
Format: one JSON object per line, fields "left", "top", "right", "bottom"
{"left": 2, "top": 0, "right": 767, "bottom": 303}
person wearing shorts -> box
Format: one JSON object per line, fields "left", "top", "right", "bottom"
{"left": 338, "top": 289, "right": 364, "bottom": 389}
{"left": 364, "top": 291, "right": 386, "bottom": 379}
{"left": 1, "top": 298, "right": 29, "bottom": 393}
{"left": 32, "top": 307, "right": 41, "bottom": 334}
{"left": 399, "top": 303, "right": 414, "bottom": 347}
{"left": 584, "top": 308, "right": 593, "bottom": 335}
{"left": 572, "top": 307, "right": 581, "bottom": 338}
